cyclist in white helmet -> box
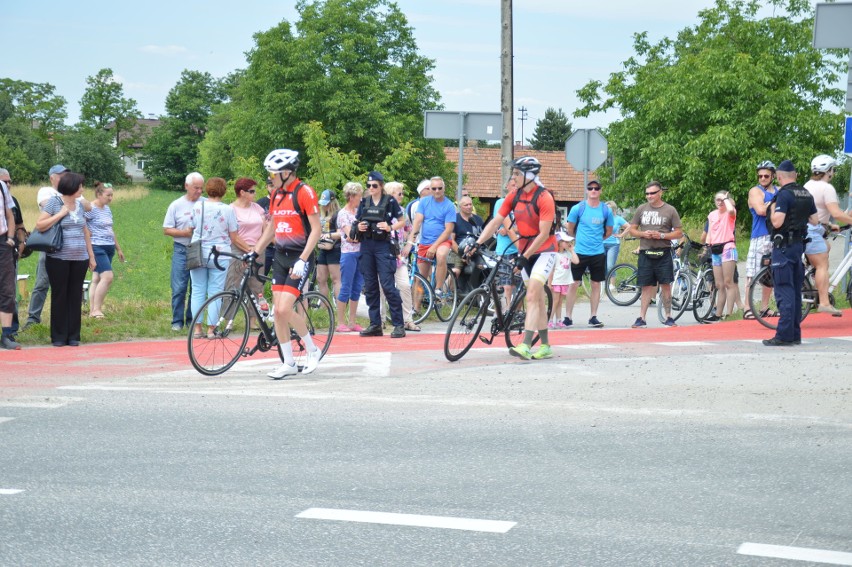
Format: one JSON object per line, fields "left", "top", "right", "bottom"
{"left": 251, "top": 148, "right": 324, "bottom": 377}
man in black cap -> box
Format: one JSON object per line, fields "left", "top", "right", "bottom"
{"left": 763, "top": 159, "right": 817, "bottom": 346}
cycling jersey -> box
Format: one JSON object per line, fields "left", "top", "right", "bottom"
{"left": 498, "top": 186, "right": 557, "bottom": 254}
{"left": 270, "top": 177, "right": 319, "bottom": 252}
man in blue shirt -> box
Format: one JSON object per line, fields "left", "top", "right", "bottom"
{"left": 562, "top": 180, "right": 613, "bottom": 327}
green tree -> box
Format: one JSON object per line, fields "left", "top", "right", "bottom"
{"left": 207, "top": 0, "right": 452, "bottom": 193}
{"left": 144, "top": 70, "right": 226, "bottom": 189}
{"left": 0, "top": 90, "right": 55, "bottom": 183}
{"left": 59, "top": 126, "right": 126, "bottom": 184}
{"left": 79, "top": 68, "right": 141, "bottom": 152}
{"left": 574, "top": 0, "right": 847, "bottom": 220}
{"left": 528, "top": 107, "right": 573, "bottom": 151}
{"left": 0, "top": 79, "right": 67, "bottom": 140}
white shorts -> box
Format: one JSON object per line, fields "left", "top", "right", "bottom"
{"left": 522, "top": 253, "right": 557, "bottom": 286}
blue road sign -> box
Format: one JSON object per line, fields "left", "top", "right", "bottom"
{"left": 846, "top": 116, "right": 852, "bottom": 155}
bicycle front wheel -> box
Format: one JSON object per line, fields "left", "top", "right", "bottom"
{"left": 435, "top": 271, "right": 459, "bottom": 321}
{"left": 410, "top": 272, "right": 434, "bottom": 324}
{"left": 283, "top": 291, "right": 335, "bottom": 369}
{"left": 605, "top": 263, "right": 641, "bottom": 306}
{"left": 692, "top": 268, "right": 717, "bottom": 323}
{"left": 748, "top": 267, "right": 779, "bottom": 330}
{"left": 658, "top": 270, "right": 692, "bottom": 323}
{"left": 504, "top": 285, "right": 552, "bottom": 349}
{"left": 188, "top": 291, "right": 250, "bottom": 376}
{"left": 444, "top": 288, "right": 490, "bottom": 362}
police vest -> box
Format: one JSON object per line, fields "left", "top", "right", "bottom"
{"left": 767, "top": 183, "right": 813, "bottom": 237}
{"left": 360, "top": 194, "right": 391, "bottom": 240}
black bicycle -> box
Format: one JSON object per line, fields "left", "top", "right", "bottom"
{"left": 444, "top": 247, "right": 552, "bottom": 362}
{"left": 187, "top": 249, "right": 335, "bottom": 376}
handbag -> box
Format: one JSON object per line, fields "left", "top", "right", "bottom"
{"left": 25, "top": 197, "right": 64, "bottom": 253}
{"left": 186, "top": 201, "right": 205, "bottom": 270}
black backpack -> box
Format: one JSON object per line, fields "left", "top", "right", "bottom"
{"left": 510, "top": 185, "right": 558, "bottom": 235}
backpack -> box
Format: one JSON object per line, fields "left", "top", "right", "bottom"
{"left": 571, "top": 200, "right": 612, "bottom": 238}
{"left": 510, "top": 185, "right": 558, "bottom": 235}
{"left": 272, "top": 181, "right": 311, "bottom": 237}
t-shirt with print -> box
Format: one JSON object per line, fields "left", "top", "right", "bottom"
{"left": 43, "top": 196, "right": 89, "bottom": 261}
{"left": 84, "top": 205, "right": 116, "bottom": 246}
{"left": 567, "top": 201, "right": 614, "bottom": 255}
{"left": 630, "top": 202, "right": 682, "bottom": 250}
{"left": 804, "top": 179, "right": 839, "bottom": 225}
{"left": 706, "top": 209, "right": 736, "bottom": 253}
{"left": 551, "top": 250, "right": 575, "bottom": 286}
{"left": 453, "top": 213, "right": 484, "bottom": 244}
{"left": 163, "top": 196, "right": 202, "bottom": 246}
{"left": 231, "top": 202, "right": 266, "bottom": 247}
{"left": 498, "top": 186, "right": 557, "bottom": 255}
{"left": 191, "top": 200, "right": 238, "bottom": 260}
{"left": 337, "top": 207, "right": 360, "bottom": 254}
{"left": 269, "top": 178, "right": 319, "bottom": 252}
{"left": 417, "top": 196, "right": 456, "bottom": 245}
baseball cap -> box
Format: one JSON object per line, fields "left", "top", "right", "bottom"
{"left": 48, "top": 164, "right": 68, "bottom": 176}
{"left": 319, "top": 189, "right": 334, "bottom": 206}
{"left": 776, "top": 160, "right": 796, "bottom": 173}
{"left": 556, "top": 231, "right": 573, "bottom": 242}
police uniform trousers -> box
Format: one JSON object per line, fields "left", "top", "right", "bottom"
{"left": 359, "top": 238, "right": 404, "bottom": 327}
{"left": 770, "top": 241, "right": 803, "bottom": 343}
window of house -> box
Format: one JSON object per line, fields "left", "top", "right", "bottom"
{"left": 136, "top": 160, "right": 145, "bottom": 171}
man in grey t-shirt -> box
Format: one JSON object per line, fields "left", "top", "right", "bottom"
{"left": 163, "top": 172, "right": 204, "bottom": 330}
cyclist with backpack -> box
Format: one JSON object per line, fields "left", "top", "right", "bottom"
{"left": 562, "top": 179, "right": 613, "bottom": 328}
{"left": 250, "top": 148, "right": 323, "bottom": 378}
{"left": 465, "top": 156, "right": 558, "bottom": 361}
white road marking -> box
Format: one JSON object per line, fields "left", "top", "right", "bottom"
{"left": 558, "top": 343, "right": 616, "bottom": 350}
{"left": 0, "top": 489, "right": 24, "bottom": 495}
{"left": 0, "top": 417, "right": 14, "bottom": 424}
{"left": 653, "top": 341, "right": 712, "bottom": 347}
{"left": 296, "top": 508, "right": 516, "bottom": 533}
{"left": 737, "top": 542, "right": 852, "bottom": 565}
{"left": 0, "top": 396, "right": 85, "bottom": 408}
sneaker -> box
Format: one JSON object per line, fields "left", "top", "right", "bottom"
{"left": 335, "top": 324, "right": 352, "bottom": 333}
{"left": 548, "top": 321, "right": 558, "bottom": 329}
{"left": 703, "top": 314, "right": 721, "bottom": 323}
{"left": 663, "top": 317, "right": 677, "bottom": 327}
{"left": 171, "top": 324, "right": 183, "bottom": 332}
{"left": 0, "top": 336, "right": 21, "bottom": 350}
{"left": 509, "top": 343, "right": 533, "bottom": 360}
{"left": 302, "top": 349, "right": 321, "bottom": 375}
{"left": 588, "top": 316, "right": 604, "bottom": 328}
{"left": 631, "top": 317, "right": 647, "bottom": 328}
{"left": 531, "top": 344, "right": 553, "bottom": 360}
{"left": 268, "top": 362, "right": 298, "bottom": 379}
{"left": 562, "top": 317, "right": 573, "bottom": 328}
{"left": 350, "top": 323, "right": 364, "bottom": 332}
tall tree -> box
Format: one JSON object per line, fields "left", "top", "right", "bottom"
{"left": 59, "top": 126, "right": 126, "bottom": 184}
{"left": 79, "top": 68, "right": 141, "bottom": 152}
{"left": 0, "top": 79, "right": 67, "bottom": 139}
{"left": 144, "top": 70, "right": 226, "bottom": 189}
{"left": 0, "top": 89, "right": 55, "bottom": 183}
{"left": 207, "top": 0, "right": 453, "bottom": 193}
{"left": 528, "top": 107, "right": 573, "bottom": 151}
{"left": 575, "top": 0, "right": 846, "bottom": 220}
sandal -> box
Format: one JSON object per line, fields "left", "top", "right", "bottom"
{"left": 404, "top": 322, "right": 421, "bottom": 332}
{"left": 193, "top": 332, "right": 205, "bottom": 339}
{"left": 743, "top": 309, "right": 755, "bottom": 320}
{"left": 760, "top": 308, "right": 780, "bottom": 318}
{"left": 89, "top": 313, "right": 105, "bottom": 319}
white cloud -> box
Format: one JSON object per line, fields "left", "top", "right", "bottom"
{"left": 139, "top": 44, "right": 190, "bottom": 57}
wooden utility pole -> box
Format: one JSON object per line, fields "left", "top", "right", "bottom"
{"left": 500, "top": 0, "right": 513, "bottom": 196}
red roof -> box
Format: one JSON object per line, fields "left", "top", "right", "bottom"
{"left": 443, "top": 146, "right": 592, "bottom": 204}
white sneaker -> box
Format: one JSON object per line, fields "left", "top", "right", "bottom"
{"left": 267, "top": 362, "right": 298, "bottom": 379}
{"left": 302, "top": 349, "right": 321, "bottom": 375}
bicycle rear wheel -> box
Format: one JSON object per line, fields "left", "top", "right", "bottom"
{"left": 504, "top": 285, "right": 552, "bottom": 349}
{"left": 605, "top": 263, "right": 641, "bottom": 306}
{"left": 282, "top": 291, "right": 334, "bottom": 369}
{"left": 435, "top": 271, "right": 459, "bottom": 321}
{"left": 692, "top": 268, "right": 716, "bottom": 323}
{"left": 444, "top": 288, "right": 490, "bottom": 362}
{"left": 410, "top": 272, "right": 434, "bottom": 324}
{"left": 658, "top": 270, "right": 692, "bottom": 323}
{"left": 748, "top": 267, "right": 779, "bottom": 330}
{"left": 188, "top": 291, "right": 250, "bottom": 376}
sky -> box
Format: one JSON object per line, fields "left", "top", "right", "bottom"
{"left": 3, "top": 0, "right": 787, "bottom": 144}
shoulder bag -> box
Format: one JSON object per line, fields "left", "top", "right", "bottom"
{"left": 186, "top": 201, "right": 205, "bottom": 270}
{"left": 25, "top": 196, "right": 64, "bottom": 253}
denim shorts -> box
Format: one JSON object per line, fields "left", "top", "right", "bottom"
{"left": 804, "top": 224, "right": 827, "bottom": 255}
{"left": 92, "top": 244, "right": 115, "bottom": 273}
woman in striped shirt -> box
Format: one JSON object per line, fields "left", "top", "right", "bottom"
{"left": 84, "top": 182, "right": 125, "bottom": 318}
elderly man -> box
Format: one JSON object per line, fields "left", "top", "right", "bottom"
{"left": 0, "top": 176, "right": 20, "bottom": 349}
{"left": 163, "top": 172, "right": 205, "bottom": 331}
{"left": 0, "top": 168, "right": 25, "bottom": 336}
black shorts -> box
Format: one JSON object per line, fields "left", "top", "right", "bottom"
{"left": 317, "top": 246, "right": 341, "bottom": 266}
{"left": 271, "top": 248, "right": 314, "bottom": 297}
{"left": 637, "top": 250, "right": 674, "bottom": 287}
{"left": 570, "top": 253, "right": 607, "bottom": 282}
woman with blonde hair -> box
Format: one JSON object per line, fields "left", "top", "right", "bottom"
{"left": 703, "top": 191, "right": 744, "bottom": 320}
{"left": 85, "top": 182, "right": 125, "bottom": 318}
{"left": 383, "top": 181, "right": 419, "bottom": 331}
{"left": 316, "top": 189, "right": 342, "bottom": 305}
{"left": 335, "top": 182, "right": 364, "bottom": 332}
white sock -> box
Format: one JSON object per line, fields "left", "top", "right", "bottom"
{"left": 279, "top": 340, "right": 295, "bottom": 366}
{"left": 301, "top": 333, "right": 317, "bottom": 352}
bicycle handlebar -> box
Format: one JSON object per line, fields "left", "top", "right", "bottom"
{"left": 210, "top": 247, "right": 263, "bottom": 273}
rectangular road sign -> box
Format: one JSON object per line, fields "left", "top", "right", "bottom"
{"left": 813, "top": 2, "right": 852, "bottom": 48}
{"left": 423, "top": 111, "right": 502, "bottom": 140}
{"left": 845, "top": 116, "right": 852, "bottom": 155}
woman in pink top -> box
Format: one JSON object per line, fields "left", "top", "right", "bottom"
{"left": 227, "top": 178, "right": 269, "bottom": 318}
{"left": 703, "top": 191, "right": 745, "bottom": 320}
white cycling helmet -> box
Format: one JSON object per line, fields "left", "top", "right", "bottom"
{"left": 264, "top": 148, "right": 300, "bottom": 173}
{"left": 811, "top": 154, "right": 836, "bottom": 174}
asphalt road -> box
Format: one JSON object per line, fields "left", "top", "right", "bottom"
{"left": 2, "top": 323, "right": 851, "bottom": 565}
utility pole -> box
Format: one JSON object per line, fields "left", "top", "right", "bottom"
{"left": 517, "top": 106, "right": 528, "bottom": 147}
{"left": 500, "top": 0, "right": 513, "bottom": 195}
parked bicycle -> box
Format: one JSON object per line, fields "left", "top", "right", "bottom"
{"left": 410, "top": 253, "right": 458, "bottom": 324}
{"left": 187, "top": 249, "right": 335, "bottom": 376}
{"left": 444, "top": 247, "right": 552, "bottom": 362}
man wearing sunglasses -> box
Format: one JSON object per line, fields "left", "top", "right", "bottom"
{"left": 745, "top": 161, "right": 778, "bottom": 315}
{"left": 629, "top": 181, "right": 683, "bottom": 328}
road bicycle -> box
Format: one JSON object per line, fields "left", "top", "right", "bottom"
{"left": 187, "top": 249, "right": 335, "bottom": 376}
{"left": 409, "top": 253, "right": 458, "bottom": 323}
{"left": 444, "top": 248, "right": 552, "bottom": 362}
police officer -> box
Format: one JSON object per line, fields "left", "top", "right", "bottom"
{"left": 763, "top": 160, "right": 817, "bottom": 346}
{"left": 355, "top": 171, "right": 407, "bottom": 338}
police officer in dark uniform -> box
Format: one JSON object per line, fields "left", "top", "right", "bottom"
{"left": 355, "top": 171, "right": 407, "bottom": 338}
{"left": 763, "top": 160, "right": 818, "bottom": 346}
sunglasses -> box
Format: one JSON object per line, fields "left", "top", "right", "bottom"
{"left": 645, "top": 190, "right": 661, "bottom": 196}
{"left": 758, "top": 174, "right": 772, "bottom": 179}
{"left": 587, "top": 186, "right": 601, "bottom": 191}
{"left": 244, "top": 189, "right": 256, "bottom": 194}
{"left": 431, "top": 186, "right": 445, "bottom": 191}
{"left": 367, "top": 183, "right": 380, "bottom": 189}
{"left": 715, "top": 198, "right": 724, "bottom": 203}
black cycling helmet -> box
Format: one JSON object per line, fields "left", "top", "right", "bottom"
{"left": 756, "top": 160, "right": 776, "bottom": 172}
{"left": 512, "top": 156, "right": 541, "bottom": 175}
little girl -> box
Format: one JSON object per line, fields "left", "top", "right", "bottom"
{"left": 549, "top": 232, "right": 580, "bottom": 329}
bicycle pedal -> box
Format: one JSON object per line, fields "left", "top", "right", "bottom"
{"left": 478, "top": 335, "right": 493, "bottom": 345}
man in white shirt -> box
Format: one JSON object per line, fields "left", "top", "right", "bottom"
{"left": 163, "top": 172, "right": 205, "bottom": 331}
